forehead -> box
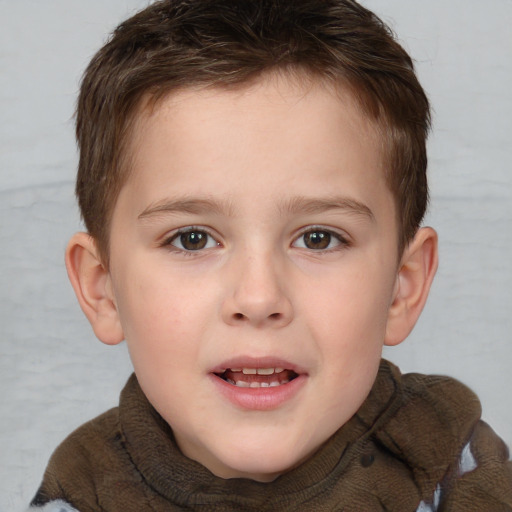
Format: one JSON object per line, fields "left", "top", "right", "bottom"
{"left": 119, "top": 73, "right": 391, "bottom": 220}
{"left": 130, "top": 73, "right": 384, "bottom": 171}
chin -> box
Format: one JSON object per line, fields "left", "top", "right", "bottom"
{"left": 215, "top": 447, "right": 309, "bottom": 482}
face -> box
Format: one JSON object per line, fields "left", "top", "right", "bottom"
{"left": 107, "top": 75, "right": 401, "bottom": 481}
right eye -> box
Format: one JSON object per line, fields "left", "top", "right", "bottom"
{"left": 167, "top": 229, "right": 219, "bottom": 251}
{"left": 292, "top": 227, "right": 349, "bottom": 252}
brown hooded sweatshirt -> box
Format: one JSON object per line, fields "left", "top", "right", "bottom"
{"left": 30, "top": 360, "right": 512, "bottom": 511}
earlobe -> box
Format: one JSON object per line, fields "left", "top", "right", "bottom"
{"left": 384, "top": 227, "right": 438, "bottom": 346}
{"left": 65, "top": 232, "right": 124, "bottom": 346}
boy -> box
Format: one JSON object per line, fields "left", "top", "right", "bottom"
{"left": 30, "top": 0, "right": 512, "bottom": 510}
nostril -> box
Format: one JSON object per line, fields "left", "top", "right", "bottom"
{"left": 232, "top": 312, "right": 280, "bottom": 321}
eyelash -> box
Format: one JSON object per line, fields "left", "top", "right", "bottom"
{"left": 161, "top": 227, "right": 220, "bottom": 254}
{"left": 293, "top": 226, "right": 351, "bottom": 253}
{"left": 160, "top": 226, "right": 351, "bottom": 254}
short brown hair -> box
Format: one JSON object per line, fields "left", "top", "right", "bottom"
{"left": 76, "top": 0, "right": 430, "bottom": 264}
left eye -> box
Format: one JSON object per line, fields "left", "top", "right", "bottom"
{"left": 293, "top": 229, "right": 345, "bottom": 250}
{"left": 169, "top": 230, "right": 219, "bottom": 251}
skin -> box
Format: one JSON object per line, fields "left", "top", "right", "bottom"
{"left": 67, "top": 73, "right": 438, "bottom": 482}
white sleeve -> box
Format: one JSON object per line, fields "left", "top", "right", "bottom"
{"left": 26, "top": 500, "right": 79, "bottom": 512}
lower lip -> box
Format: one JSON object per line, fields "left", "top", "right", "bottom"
{"left": 209, "top": 373, "right": 307, "bottom": 411}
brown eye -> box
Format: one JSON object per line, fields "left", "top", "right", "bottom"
{"left": 180, "top": 231, "right": 207, "bottom": 250}
{"left": 170, "top": 230, "right": 218, "bottom": 251}
{"left": 293, "top": 228, "right": 347, "bottom": 251}
{"left": 303, "top": 230, "right": 332, "bottom": 250}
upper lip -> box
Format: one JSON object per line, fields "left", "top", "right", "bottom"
{"left": 211, "top": 356, "right": 307, "bottom": 375}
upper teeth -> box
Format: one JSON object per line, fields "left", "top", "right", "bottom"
{"left": 230, "top": 368, "right": 285, "bottom": 375}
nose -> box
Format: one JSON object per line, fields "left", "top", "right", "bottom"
{"left": 221, "top": 251, "right": 293, "bottom": 329}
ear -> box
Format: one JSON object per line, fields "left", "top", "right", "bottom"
{"left": 384, "top": 227, "right": 438, "bottom": 346}
{"left": 65, "top": 232, "right": 124, "bottom": 346}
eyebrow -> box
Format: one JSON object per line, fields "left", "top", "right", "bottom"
{"left": 138, "top": 195, "right": 374, "bottom": 221}
{"left": 138, "top": 198, "right": 235, "bottom": 220}
{"left": 279, "top": 196, "right": 375, "bottom": 221}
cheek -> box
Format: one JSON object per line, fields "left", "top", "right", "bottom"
{"left": 304, "top": 266, "right": 394, "bottom": 352}
{"left": 115, "top": 260, "right": 195, "bottom": 328}
{"left": 113, "top": 271, "right": 187, "bottom": 352}
{"left": 112, "top": 261, "right": 222, "bottom": 370}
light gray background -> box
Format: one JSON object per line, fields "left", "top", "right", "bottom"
{"left": 1, "top": 1, "right": 511, "bottom": 509}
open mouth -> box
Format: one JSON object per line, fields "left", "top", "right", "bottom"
{"left": 215, "top": 367, "right": 299, "bottom": 388}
